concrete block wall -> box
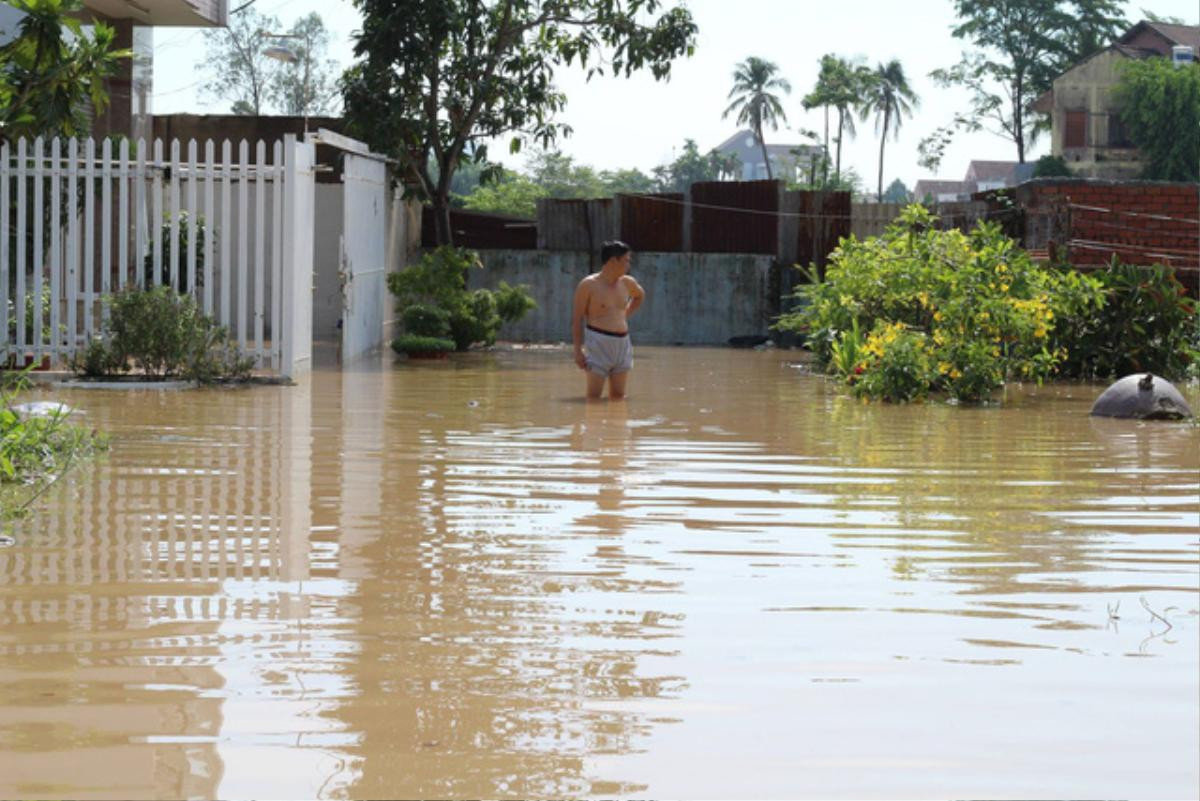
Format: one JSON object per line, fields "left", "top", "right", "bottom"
{"left": 466, "top": 250, "right": 777, "bottom": 346}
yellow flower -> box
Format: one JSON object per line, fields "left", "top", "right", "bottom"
{"left": 978, "top": 311, "right": 989, "bottom": 321}
{"left": 949, "top": 368, "right": 962, "bottom": 379}
{"left": 917, "top": 292, "right": 930, "bottom": 307}
{"left": 937, "top": 361, "right": 951, "bottom": 375}
{"left": 999, "top": 283, "right": 1010, "bottom": 292}
{"left": 933, "top": 311, "right": 943, "bottom": 321}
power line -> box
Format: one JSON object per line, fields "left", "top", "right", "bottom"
{"left": 609, "top": 190, "right": 1021, "bottom": 223}
{"left": 1067, "top": 202, "right": 1200, "bottom": 227}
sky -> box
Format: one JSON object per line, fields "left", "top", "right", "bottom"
{"left": 151, "top": 0, "right": 1199, "bottom": 191}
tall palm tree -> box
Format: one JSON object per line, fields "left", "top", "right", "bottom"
{"left": 723, "top": 57, "right": 791, "bottom": 181}
{"left": 860, "top": 59, "right": 919, "bottom": 202}
{"left": 803, "top": 55, "right": 867, "bottom": 186}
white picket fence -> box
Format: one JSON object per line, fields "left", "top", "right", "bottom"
{"left": 1, "top": 135, "right": 310, "bottom": 372}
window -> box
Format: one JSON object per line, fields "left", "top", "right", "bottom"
{"left": 1108, "top": 113, "right": 1133, "bottom": 147}
{"left": 1064, "top": 110, "right": 1087, "bottom": 148}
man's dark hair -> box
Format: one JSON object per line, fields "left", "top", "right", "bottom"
{"left": 600, "top": 240, "right": 631, "bottom": 264}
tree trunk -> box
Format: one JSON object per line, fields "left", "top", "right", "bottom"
{"left": 431, "top": 192, "right": 453, "bottom": 246}
{"left": 835, "top": 107, "right": 844, "bottom": 183}
{"left": 877, "top": 106, "right": 889, "bottom": 202}
{"left": 822, "top": 106, "right": 830, "bottom": 185}
{"left": 758, "top": 125, "right": 773, "bottom": 181}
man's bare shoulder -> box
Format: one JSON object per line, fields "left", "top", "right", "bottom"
{"left": 576, "top": 272, "right": 602, "bottom": 288}
{"left": 620, "top": 274, "right": 645, "bottom": 292}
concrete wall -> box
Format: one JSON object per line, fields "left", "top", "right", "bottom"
{"left": 467, "top": 250, "right": 776, "bottom": 345}
{"left": 1047, "top": 49, "right": 1142, "bottom": 178}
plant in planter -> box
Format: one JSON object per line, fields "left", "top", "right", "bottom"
{"left": 387, "top": 246, "right": 536, "bottom": 351}
{"left": 67, "top": 285, "right": 255, "bottom": 382}
{"left": 391, "top": 303, "right": 455, "bottom": 358}
{"left": 144, "top": 211, "right": 208, "bottom": 292}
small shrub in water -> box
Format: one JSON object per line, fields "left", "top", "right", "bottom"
{"left": 1051, "top": 257, "right": 1197, "bottom": 380}
{"left": 68, "top": 286, "right": 254, "bottom": 382}
{"left": 391, "top": 334, "right": 455, "bottom": 357}
{"left": 388, "top": 246, "right": 536, "bottom": 352}
{"left": 1, "top": 370, "right": 107, "bottom": 519}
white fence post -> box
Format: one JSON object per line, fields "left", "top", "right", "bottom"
{"left": 280, "top": 134, "right": 314, "bottom": 379}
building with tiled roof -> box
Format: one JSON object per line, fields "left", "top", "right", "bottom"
{"left": 1032, "top": 19, "right": 1199, "bottom": 178}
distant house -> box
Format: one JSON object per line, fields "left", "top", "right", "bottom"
{"left": 914, "top": 160, "right": 1033, "bottom": 203}
{"left": 1032, "top": 20, "right": 1200, "bottom": 179}
{"left": 714, "top": 130, "right": 824, "bottom": 182}
{"left": 912, "top": 179, "right": 972, "bottom": 203}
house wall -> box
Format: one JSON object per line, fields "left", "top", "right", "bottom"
{"left": 1048, "top": 50, "right": 1142, "bottom": 178}
{"left": 466, "top": 250, "right": 777, "bottom": 345}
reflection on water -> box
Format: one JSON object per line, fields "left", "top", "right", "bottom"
{"left": 1, "top": 347, "right": 1197, "bottom": 798}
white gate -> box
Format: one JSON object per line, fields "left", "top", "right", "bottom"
{"left": 0, "top": 134, "right": 314, "bottom": 377}
{"left": 316, "top": 131, "right": 389, "bottom": 364}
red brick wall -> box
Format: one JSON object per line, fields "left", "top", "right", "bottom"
{"left": 1014, "top": 180, "right": 1199, "bottom": 274}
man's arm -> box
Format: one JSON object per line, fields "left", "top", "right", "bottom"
{"left": 572, "top": 278, "right": 590, "bottom": 369}
{"left": 623, "top": 275, "right": 645, "bottom": 318}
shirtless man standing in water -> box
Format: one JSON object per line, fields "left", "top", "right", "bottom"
{"left": 572, "top": 240, "right": 645, "bottom": 400}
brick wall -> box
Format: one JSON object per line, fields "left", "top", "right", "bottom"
{"left": 1008, "top": 179, "right": 1199, "bottom": 274}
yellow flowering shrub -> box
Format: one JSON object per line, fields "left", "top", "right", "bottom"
{"left": 776, "top": 204, "right": 1104, "bottom": 402}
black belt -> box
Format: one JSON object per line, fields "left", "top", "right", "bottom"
{"left": 587, "top": 324, "right": 628, "bottom": 338}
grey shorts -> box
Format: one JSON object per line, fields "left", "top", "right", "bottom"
{"left": 584, "top": 325, "right": 633, "bottom": 376}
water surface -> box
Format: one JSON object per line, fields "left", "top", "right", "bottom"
{"left": 2, "top": 347, "right": 1197, "bottom": 798}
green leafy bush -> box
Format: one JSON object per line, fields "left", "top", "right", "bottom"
{"left": 68, "top": 285, "right": 254, "bottom": 382}
{"left": 1051, "top": 257, "right": 1197, "bottom": 379}
{"left": 387, "top": 246, "right": 536, "bottom": 352}
{"left": 1, "top": 369, "right": 106, "bottom": 520}
{"left": 390, "top": 334, "right": 456, "bottom": 357}
{"left": 401, "top": 303, "right": 451, "bottom": 338}
{"left": 776, "top": 204, "right": 1105, "bottom": 403}
{"left": 1031, "top": 155, "right": 1072, "bottom": 178}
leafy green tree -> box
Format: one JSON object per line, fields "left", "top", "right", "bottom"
{"left": 881, "top": 178, "right": 911, "bottom": 203}
{"left": 600, "top": 167, "right": 657, "bottom": 195}
{"left": 722, "top": 56, "right": 790, "bottom": 180}
{"left": 1116, "top": 57, "right": 1200, "bottom": 182}
{"left": 461, "top": 170, "right": 547, "bottom": 217}
{"left": 267, "top": 12, "right": 340, "bottom": 116}
{"left": 198, "top": 7, "right": 282, "bottom": 115}
{"left": 526, "top": 150, "right": 607, "bottom": 197}
{"left": 932, "top": 0, "right": 1126, "bottom": 163}
{"left": 917, "top": 124, "right": 955, "bottom": 174}
{"left": 0, "top": 0, "right": 129, "bottom": 141}
{"left": 651, "top": 138, "right": 740, "bottom": 192}
{"left": 859, "top": 59, "right": 919, "bottom": 202}
{"left": 341, "top": 0, "right": 697, "bottom": 246}
{"left": 803, "top": 54, "right": 869, "bottom": 183}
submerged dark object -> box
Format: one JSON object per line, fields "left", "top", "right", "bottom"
{"left": 1090, "top": 373, "right": 1194, "bottom": 420}
{"left": 729, "top": 334, "right": 769, "bottom": 348}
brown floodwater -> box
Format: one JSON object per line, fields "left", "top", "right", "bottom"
{"left": 2, "top": 346, "right": 1198, "bottom": 799}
